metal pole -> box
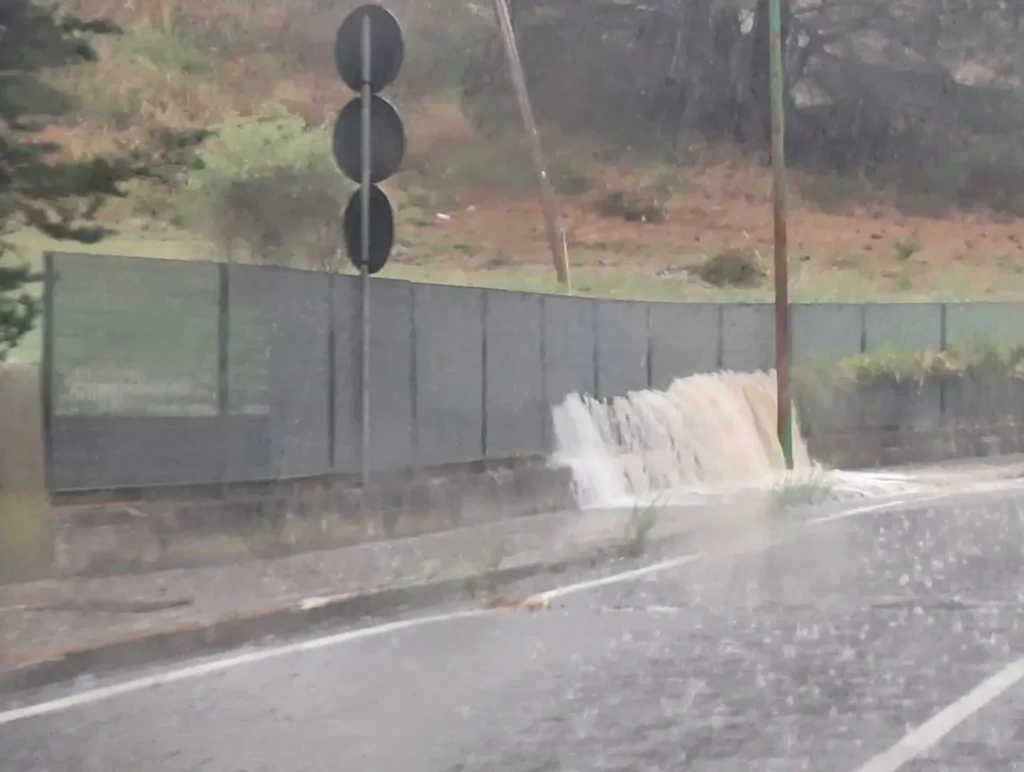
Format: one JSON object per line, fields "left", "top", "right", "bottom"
{"left": 359, "top": 13, "right": 372, "bottom": 485}
{"left": 40, "top": 252, "right": 56, "bottom": 491}
{"left": 216, "top": 262, "right": 230, "bottom": 417}
{"left": 768, "top": 0, "right": 793, "bottom": 470}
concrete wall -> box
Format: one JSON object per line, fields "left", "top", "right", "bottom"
{"left": 44, "top": 252, "right": 1024, "bottom": 491}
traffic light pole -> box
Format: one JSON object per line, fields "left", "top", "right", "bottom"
{"left": 360, "top": 13, "right": 373, "bottom": 485}
{"left": 332, "top": 4, "right": 405, "bottom": 485}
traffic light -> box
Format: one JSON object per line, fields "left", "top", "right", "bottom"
{"left": 332, "top": 5, "right": 405, "bottom": 275}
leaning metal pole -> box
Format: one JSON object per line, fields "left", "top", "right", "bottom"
{"left": 768, "top": 0, "right": 793, "bottom": 469}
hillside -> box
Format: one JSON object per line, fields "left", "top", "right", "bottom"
{"left": 35, "top": 0, "right": 1024, "bottom": 300}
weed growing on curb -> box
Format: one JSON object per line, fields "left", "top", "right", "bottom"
{"left": 768, "top": 468, "right": 835, "bottom": 517}
{"left": 620, "top": 493, "right": 663, "bottom": 557}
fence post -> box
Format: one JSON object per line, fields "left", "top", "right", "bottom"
{"left": 859, "top": 304, "right": 867, "bottom": 353}
{"left": 327, "top": 272, "right": 337, "bottom": 472}
{"left": 645, "top": 303, "right": 653, "bottom": 389}
{"left": 41, "top": 253, "right": 55, "bottom": 488}
{"left": 538, "top": 294, "right": 552, "bottom": 451}
{"left": 409, "top": 282, "right": 418, "bottom": 463}
{"left": 217, "top": 262, "right": 230, "bottom": 416}
{"left": 939, "top": 302, "right": 949, "bottom": 419}
{"left": 592, "top": 300, "right": 600, "bottom": 398}
{"left": 716, "top": 304, "right": 725, "bottom": 369}
{"left": 480, "top": 290, "right": 489, "bottom": 457}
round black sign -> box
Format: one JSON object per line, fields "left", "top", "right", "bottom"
{"left": 334, "top": 5, "right": 404, "bottom": 93}
{"left": 331, "top": 95, "right": 406, "bottom": 184}
{"left": 343, "top": 185, "right": 395, "bottom": 275}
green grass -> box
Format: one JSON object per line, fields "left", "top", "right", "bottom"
{"left": 768, "top": 470, "right": 835, "bottom": 516}
{"left": 382, "top": 262, "right": 1024, "bottom": 303}
{"left": 620, "top": 494, "right": 661, "bottom": 557}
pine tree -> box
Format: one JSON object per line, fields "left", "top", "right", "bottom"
{"left": 0, "top": 1, "right": 208, "bottom": 360}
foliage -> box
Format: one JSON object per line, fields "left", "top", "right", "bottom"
{"left": 697, "top": 249, "right": 764, "bottom": 288}
{"left": 48, "top": 0, "right": 1024, "bottom": 218}
{"left": 621, "top": 493, "right": 662, "bottom": 558}
{"left": 794, "top": 341, "right": 1024, "bottom": 391}
{"left": 179, "top": 111, "right": 349, "bottom": 268}
{"left": 769, "top": 468, "right": 835, "bottom": 516}
{"left": 0, "top": 260, "right": 37, "bottom": 362}
{"left": 594, "top": 187, "right": 669, "bottom": 223}
{"left": 461, "top": 0, "right": 1024, "bottom": 208}
{"left": 117, "top": 26, "right": 215, "bottom": 76}
{"left": 0, "top": 0, "right": 208, "bottom": 359}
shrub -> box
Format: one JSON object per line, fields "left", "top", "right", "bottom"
{"left": 794, "top": 342, "right": 1024, "bottom": 391}
{"left": 697, "top": 249, "right": 764, "bottom": 288}
{"left": 179, "top": 110, "right": 351, "bottom": 268}
{"left": 594, "top": 187, "right": 669, "bottom": 223}
{"left": 118, "top": 26, "right": 216, "bottom": 75}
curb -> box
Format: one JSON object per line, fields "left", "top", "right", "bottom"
{"left": 2, "top": 483, "right": 992, "bottom": 700}
{"left": 0, "top": 541, "right": 646, "bottom": 699}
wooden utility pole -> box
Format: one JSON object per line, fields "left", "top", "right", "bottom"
{"left": 491, "top": 0, "right": 571, "bottom": 289}
{"left": 768, "top": 0, "right": 793, "bottom": 469}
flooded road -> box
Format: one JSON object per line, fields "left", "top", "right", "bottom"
{"left": 4, "top": 487, "right": 1024, "bottom": 771}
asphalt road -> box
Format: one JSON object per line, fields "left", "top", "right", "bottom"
{"left": 5, "top": 488, "right": 1024, "bottom": 771}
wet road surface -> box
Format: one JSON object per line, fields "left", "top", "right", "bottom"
{"left": 4, "top": 488, "right": 1024, "bottom": 771}
{"left": 904, "top": 679, "right": 1024, "bottom": 771}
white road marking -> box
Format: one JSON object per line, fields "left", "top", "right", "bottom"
{"left": 0, "top": 609, "right": 490, "bottom": 727}
{"left": 0, "top": 485, "right": 1004, "bottom": 726}
{"left": 852, "top": 655, "right": 1024, "bottom": 772}
{"left": 808, "top": 493, "right": 948, "bottom": 526}
{"left": 816, "top": 477, "right": 1024, "bottom": 528}
{"left": 0, "top": 553, "right": 705, "bottom": 727}
{"left": 531, "top": 553, "right": 701, "bottom": 602}
{"left": 530, "top": 494, "right": 946, "bottom": 604}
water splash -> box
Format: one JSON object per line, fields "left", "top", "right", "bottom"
{"left": 551, "top": 370, "right": 924, "bottom": 508}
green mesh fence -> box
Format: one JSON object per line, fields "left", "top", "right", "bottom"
{"left": 49, "top": 253, "right": 220, "bottom": 416}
